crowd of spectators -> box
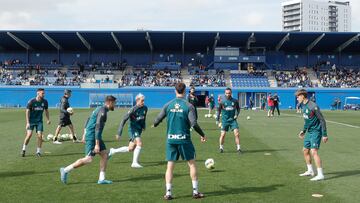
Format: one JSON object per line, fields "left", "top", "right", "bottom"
{"left": 189, "top": 69, "right": 226, "bottom": 87}
{"left": 120, "top": 69, "right": 182, "bottom": 87}
{"left": 318, "top": 68, "right": 360, "bottom": 88}
{"left": 0, "top": 66, "right": 86, "bottom": 86}
{"left": 275, "top": 69, "right": 313, "bottom": 88}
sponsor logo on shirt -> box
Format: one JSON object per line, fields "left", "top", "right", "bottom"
{"left": 170, "top": 103, "right": 184, "bottom": 113}
{"left": 225, "top": 107, "right": 234, "bottom": 111}
{"left": 34, "top": 107, "right": 44, "bottom": 111}
{"left": 303, "top": 113, "right": 309, "bottom": 119}
{"left": 168, "top": 134, "right": 186, "bottom": 140}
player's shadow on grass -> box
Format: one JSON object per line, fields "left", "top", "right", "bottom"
{"left": 325, "top": 170, "right": 360, "bottom": 180}
{"left": 48, "top": 152, "right": 84, "bottom": 157}
{"left": 176, "top": 184, "right": 284, "bottom": 199}
{"left": 0, "top": 170, "right": 55, "bottom": 178}
{"left": 114, "top": 173, "right": 188, "bottom": 183}
{"left": 242, "top": 149, "right": 288, "bottom": 154}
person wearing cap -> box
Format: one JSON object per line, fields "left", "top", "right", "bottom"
{"left": 108, "top": 93, "right": 148, "bottom": 168}
{"left": 60, "top": 95, "right": 117, "bottom": 184}
{"left": 53, "top": 89, "right": 78, "bottom": 144}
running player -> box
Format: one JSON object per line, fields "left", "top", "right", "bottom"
{"left": 53, "top": 89, "right": 78, "bottom": 144}
{"left": 108, "top": 93, "right": 148, "bottom": 168}
{"left": 296, "top": 89, "right": 328, "bottom": 181}
{"left": 153, "top": 82, "right": 207, "bottom": 200}
{"left": 216, "top": 88, "right": 241, "bottom": 154}
{"left": 21, "top": 88, "right": 51, "bottom": 157}
{"left": 59, "top": 95, "right": 116, "bottom": 184}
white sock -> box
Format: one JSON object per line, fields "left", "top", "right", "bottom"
{"left": 113, "top": 146, "right": 129, "bottom": 154}
{"left": 36, "top": 148, "right": 41, "bottom": 154}
{"left": 307, "top": 164, "right": 313, "bottom": 172}
{"left": 220, "top": 145, "right": 224, "bottom": 150}
{"left": 133, "top": 146, "right": 141, "bottom": 164}
{"left": 22, "top": 144, "right": 26, "bottom": 151}
{"left": 64, "top": 164, "right": 74, "bottom": 173}
{"left": 166, "top": 183, "right": 172, "bottom": 196}
{"left": 237, "top": 145, "right": 241, "bottom": 150}
{"left": 99, "top": 171, "right": 105, "bottom": 181}
{"left": 317, "top": 168, "right": 324, "bottom": 176}
{"left": 192, "top": 180, "right": 199, "bottom": 194}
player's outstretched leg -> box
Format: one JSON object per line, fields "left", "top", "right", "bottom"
{"left": 36, "top": 132, "right": 43, "bottom": 157}
{"left": 219, "top": 131, "right": 226, "bottom": 153}
{"left": 60, "top": 156, "right": 93, "bottom": 184}
{"left": 21, "top": 130, "right": 33, "bottom": 157}
{"left": 188, "top": 160, "right": 204, "bottom": 199}
{"left": 98, "top": 150, "right": 112, "bottom": 184}
{"left": 164, "top": 161, "right": 175, "bottom": 200}
{"left": 131, "top": 138, "right": 142, "bottom": 168}
{"left": 299, "top": 148, "right": 315, "bottom": 177}
{"left": 234, "top": 129, "right": 241, "bottom": 154}
{"left": 53, "top": 125, "right": 63, "bottom": 144}
{"left": 310, "top": 149, "right": 324, "bottom": 181}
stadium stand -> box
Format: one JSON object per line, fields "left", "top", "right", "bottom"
{"left": 188, "top": 68, "right": 226, "bottom": 87}
{"left": 231, "top": 72, "right": 270, "bottom": 88}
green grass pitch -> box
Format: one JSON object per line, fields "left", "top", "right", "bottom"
{"left": 0, "top": 108, "right": 359, "bottom": 202}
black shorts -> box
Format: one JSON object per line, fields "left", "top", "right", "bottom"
{"left": 59, "top": 118, "right": 72, "bottom": 127}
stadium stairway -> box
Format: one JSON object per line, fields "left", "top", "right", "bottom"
{"left": 266, "top": 70, "right": 278, "bottom": 87}
{"left": 224, "top": 70, "right": 231, "bottom": 87}
{"left": 181, "top": 67, "right": 191, "bottom": 86}
{"left": 307, "top": 68, "right": 320, "bottom": 86}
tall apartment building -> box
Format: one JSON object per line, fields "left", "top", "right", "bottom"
{"left": 282, "top": 0, "right": 351, "bottom": 32}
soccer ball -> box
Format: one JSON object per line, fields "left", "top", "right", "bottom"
{"left": 67, "top": 107, "right": 74, "bottom": 114}
{"left": 213, "top": 114, "right": 217, "bottom": 119}
{"left": 205, "top": 114, "right": 209, "bottom": 118}
{"left": 246, "top": 116, "right": 251, "bottom": 120}
{"left": 205, "top": 158, "right": 215, "bottom": 169}
{"left": 47, "top": 134, "right": 54, "bottom": 141}
{"left": 59, "top": 134, "right": 71, "bottom": 141}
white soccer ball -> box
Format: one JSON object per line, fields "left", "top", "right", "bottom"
{"left": 213, "top": 114, "right": 217, "bottom": 119}
{"left": 67, "top": 107, "right": 74, "bottom": 114}
{"left": 204, "top": 114, "right": 209, "bottom": 118}
{"left": 47, "top": 134, "right": 54, "bottom": 141}
{"left": 205, "top": 158, "right": 215, "bottom": 170}
{"left": 246, "top": 116, "right": 251, "bottom": 120}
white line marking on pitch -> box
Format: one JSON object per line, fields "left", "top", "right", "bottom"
{"left": 282, "top": 113, "right": 360, "bottom": 129}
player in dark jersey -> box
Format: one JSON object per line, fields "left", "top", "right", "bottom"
{"left": 108, "top": 94, "right": 148, "bottom": 168}
{"left": 60, "top": 96, "right": 116, "bottom": 184}
{"left": 153, "top": 82, "right": 207, "bottom": 200}
{"left": 53, "top": 89, "right": 78, "bottom": 144}
{"left": 296, "top": 89, "right": 328, "bottom": 181}
{"left": 187, "top": 86, "right": 198, "bottom": 119}
{"left": 207, "top": 94, "right": 215, "bottom": 117}
{"left": 21, "top": 88, "right": 51, "bottom": 157}
{"left": 216, "top": 88, "right": 241, "bottom": 154}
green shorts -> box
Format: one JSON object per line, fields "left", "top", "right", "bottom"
{"left": 166, "top": 142, "right": 195, "bottom": 161}
{"left": 128, "top": 129, "right": 142, "bottom": 142}
{"left": 221, "top": 120, "right": 239, "bottom": 132}
{"left": 85, "top": 140, "right": 106, "bottom": 156}
{"left": 27, "top": 122, "right": 44, "bottom": 132}
{"left": 303, "top": 132, "right": 322, "bottom": 149}
{"left": 209, "top": 104, "right": 215, "bottom": 110}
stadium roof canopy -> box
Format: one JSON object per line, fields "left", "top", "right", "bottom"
{"left": 0, "top": 31, "right": 359, "bottom": 52}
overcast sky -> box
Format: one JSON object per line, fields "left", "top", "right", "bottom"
{"left": 0, "top": 0, "right": 359, "bottom": 31}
